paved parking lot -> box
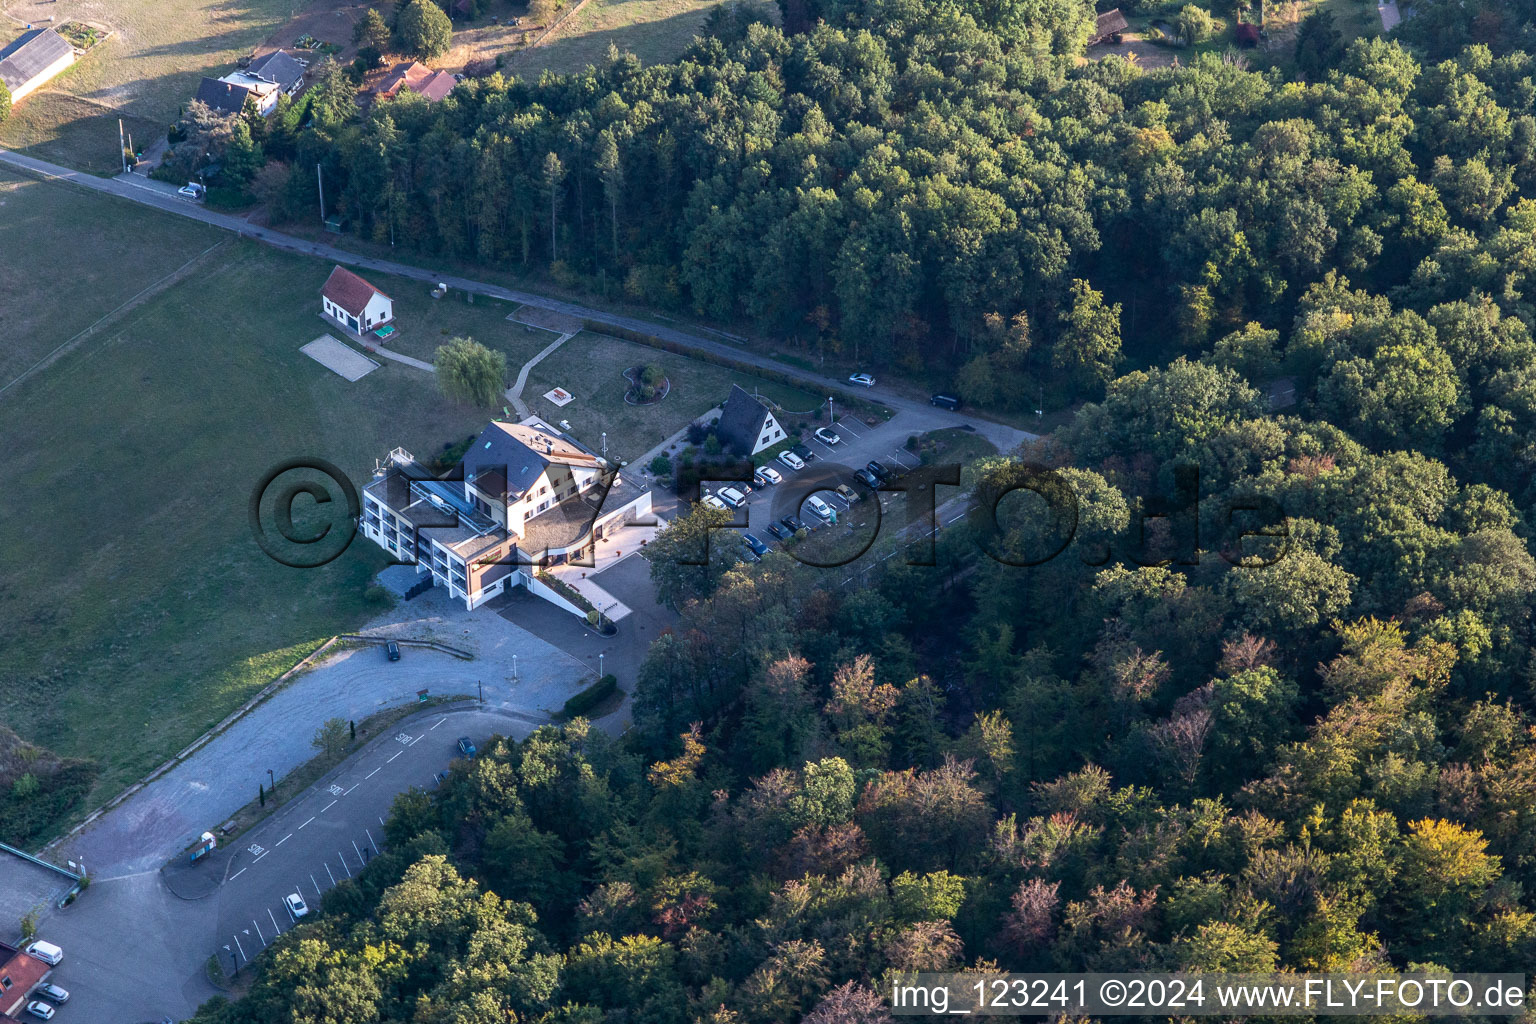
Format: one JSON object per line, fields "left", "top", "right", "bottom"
{"left": 0, "top": 851, "right": 72, "bottom": 942}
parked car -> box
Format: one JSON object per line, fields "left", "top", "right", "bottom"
{"left": 33, "top": 984, "right": 68, "bottom": 1005}
{"left": 766, "top": 521, "right": 790, "bottom": 540}
{"left": 930, "top": 393, "right": 962, "bottom": 410}
{"left": 777, "top": 451, "right": 805, "bottom": 471}
{"left": 24, "top": 1002, "right": 53, "bottom": 1021}
{"left": 866, "top": 460, "right": 892, "bottom": 481}
{"left": 814, "top": 427, "right": 841, "bottom": 445}
{"left": 385, "top": 640, "right": 401, "bottom": 661}
{"left": 781, "top": 514, "right": 807, "bottom": 533}
{"left": 790, "top": 443, "right": 817, "bottom": 462}
{"left": 285, "top": 892, "right": 310, "bottom": 919}
{"left": 738, "top": 538, "right": 761, "bottom": 563}
{"left": 848, "top": 373, "right": 876, "bottom": 387}
{"left": 717, "top": 486, "right": 747, "bottom": 508}
{"left": 457, "top": 736, "right": 477, "bottom": 758}
{"left": 701, "top": 494, "right": 728, "bottom": 510}
{"left": 754, "top": 465, "right": 782, "bottom": 486}
{"left": 806, "top": 495, "right": 835, "bottom": 521}
{"left": 177, "top": 183, "right": 205, "bottom": 200}
{"left": 25, "top": 941, "right": 62, "bottom": 966}
{"left": 835, "top": 484, "right": 860, "bottom": 504}
{"left": 855, "top": 468, "right": 881, "bottom": 488}
{"left": 744, "top": 533, "right": 769, "bottom": 557}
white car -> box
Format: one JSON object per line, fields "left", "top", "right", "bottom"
{"left": 25, "top": 1001, "right": 54, "bottom": 1021}
{"left": 701, "top": 494, "right": 728, "bottom": 510}
{"left": 754, "top": 466, "right": 782, "bottom": 486}
{"left": 777, "top": 451, "right": 805, "bottom": 471}
{"left": 814, "top": 427, "right": 841, "bottom": 445}
{"left": 717, "top": 487, "right": 747, "bottom": 508}
{"left": 285, "top": 892, "right": 310, "bottom": 918}
{"left": 848, "top": 373, "right": 876, "bottom": 387}
{"left": 26, "top": 941, "right": 62, "bottom": 966}
{"left": 806, "top": 495, "right": 835, "bottom": 521}
{"left": 177, "top": 183, "right": 204, "bottom": 200}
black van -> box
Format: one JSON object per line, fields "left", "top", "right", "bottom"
{"left": 930, "top": 393, "right": 962, "bottom": 410}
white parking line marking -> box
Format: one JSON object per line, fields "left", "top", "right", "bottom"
{"left": 230, "top": 868, "right": 247, "bottom": 881}
{"left": 233, "top": 933, "right": 246, "bottom": 962}
{"left": 353, "top": 839, "right": 365, "bottom": 862}
{"left": 325, "top": 862, "right": 336, "bottom": 885}
{"left": 387, "top": 751, "right": 402, "bottom": 763}
{"left": 365, "top": 767, "right": 381, "bottom": 779}
{"left": 365, "top": 828, "right": 380, "bottom": 854}
{"left": 269, "top": 907, "right": 281, "bottom": 933}
{"left": 299, "top": 816, "right": 315, "bottom": 829}
{"left": 338, "top": 852, "right": 352, "bottom": 878}
{"left": 275, "top": 833, "right": 292, "bottom": 847}
{"left": 253, "top": 850, "right": 268, "bottom": 862}
{"left": 322, "top": 799, "right": 337, "bottom": 812}
{"left": 311, "top": 873, "right": 321, "bottom": 898}
{"left": 430, "top": 718, "right": 446, "bottom": 730}
{"left": 253, "top": 919, "right": 265, "bottom": 944}
{"left": 345, "top": 784, "right": 359, "bottom": 795}
{"left": 409, "top": 735, "right": 423, "bottom": 746}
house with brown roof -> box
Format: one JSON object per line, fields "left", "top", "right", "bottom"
{"left": 374, "top": 61, "right": 457, "bottom": 102}
{"left": 0, "top": 28, "right": 74, "bottom": 105}
{"left": 0, "top": 940, "right": 51, "bottom": 1019}
{"left": 321, "top": 265, "right": 394, "bottom": 336}
{"left": 361, "top": 418, "right": 654, "bottom": 610}
{"left": 1089, "top": 7, "right": 1129, "bottom": 44}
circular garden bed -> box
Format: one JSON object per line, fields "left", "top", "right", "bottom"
{"left": 623, "top": 364, "right": 671, "bottom": 405}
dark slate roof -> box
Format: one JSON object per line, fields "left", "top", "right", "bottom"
{"left": 0, "top": 28, "right": 72, "bottom": 92}
{"left": 193, "top": 76, "right": 251, "bottom": 116}
{"left": 463, "top": 420, "right": 602, "bottom": 501}
{"left": 321, "top": 265, "right": 390, "bottom": 317}
{"left": 715, "top": 384, "right": 774, "bottom": 455}
{"left": 246, "top": 50, "right": 306, "bottom": 91}
{"left": 1092, "top": 8, "right": 1129, "bottom": 39}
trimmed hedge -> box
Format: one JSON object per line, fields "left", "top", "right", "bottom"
{"left": 562, "top": 674, "right": 618, "bottom": 718}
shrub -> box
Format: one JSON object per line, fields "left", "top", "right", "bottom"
{"left": 686, "top": 422, "right": 710, "bottom": 446}
{"left": 649, "top": 454, "right": 673, "bottom": 476}
{"left": 641, "top": 364, "right": 665, "bottom": 388}
{"left": 563, "top": 674, "right": 619, "bottom": 717}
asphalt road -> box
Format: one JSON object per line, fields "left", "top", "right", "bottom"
{"left": 209, "top": 707, "right": 537, "bottom": 973}
{"left": 29, "top": 706, "right": 539, "bottom": 1024}
{"left": 0, "top": 148, "right": 1033, "bottom": 456}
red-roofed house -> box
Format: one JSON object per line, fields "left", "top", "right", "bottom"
{"left": 374, "top": 61, "right": 457, "bottom": 102}
{"left": 0, "top": 941, "right": 51, "bottom": 1019}
{"left": 321, "top": 266, "right": 394, "bottom": 336}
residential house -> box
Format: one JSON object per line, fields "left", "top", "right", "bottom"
{"left": 215, "top": 70, "right": 281, "bottom": 115}
{"left": 1089, "top": 8, "right": 1129, "bottom": 43}
{"left": 374, "top": 61, "right": 457, "bottom": 102}
{"left": 193, "top": 76, "right": 256, "bottom": 117}
{"left": 0, "top": 28, "right": 74, "bottom": 105}
{"left": 321, "top": 265, "right": 394, "bottom": 336}
{"left": 715, "top": 383, "right": 786, "bottom": 456}
{"left": 245, "top": 50, "right": 307, "bottom": 97}
{"left": 362, "top": 418, "right": 654, "bottom": 610}
{"left": 0, "top": 940, "right": 50, "bottom": 1020}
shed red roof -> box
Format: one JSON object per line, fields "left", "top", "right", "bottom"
{"left": 322, "top": 265, "right": 390, "bottom": 317}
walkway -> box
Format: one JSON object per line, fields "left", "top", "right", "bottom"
{"left": 507, "top": 330, "right": 575, "bottom": 416}
{"left": 544, "top": 519, "right": 665, "bottom": 621}
{"left": 1, "top": 146, "right": 1032, "bottom": 455}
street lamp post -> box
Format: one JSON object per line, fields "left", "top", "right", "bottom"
{"left": 828, "top": 396, "right": 834, "bottom": 426}
{"left": 267, "top": 769, "right": 274, "bottom": 793}
{"left": 478, "top": 678, "right": 483, "bottom": 705}
{"left": 599, "top": 653, "right": 605, "bottom": 679}
{"left": 513, "top": 654, "right": 518, "bottom": 681}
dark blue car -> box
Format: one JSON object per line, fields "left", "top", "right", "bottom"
{"left": 744, "top": 533, "right": 769, "bottom": 557}
{"left": 457, "top": 737, "right": 477, "bottom": 758}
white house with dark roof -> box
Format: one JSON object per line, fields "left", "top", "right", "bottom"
{"left": 245, "top": 50, "right": 307, "bottom": 96}
{"left": 0, "top": 28, "right": 74, "bottom": 105}
{"left": 321, "top": 265, "right": 393, "bottom": 336}
{"left": 362, "top": 418, "right": 653, "bottom": 610}
{"left": 715, "top": 383, "right": 786, "bottom": 456}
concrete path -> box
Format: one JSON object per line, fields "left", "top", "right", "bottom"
{"left": 507, "top": 329, "right": 575, "bottom": 417}
{"left": 2, "top": 147, "right": 1033, "bottom": 455}
{"left": 369, "top": 343, "right": 434, "bottom": 372}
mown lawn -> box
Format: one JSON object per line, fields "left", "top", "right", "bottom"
{"left": 0, "top": 213, "right": 485, "bottom": 808}
{"left": 521, "top": 330, "right": 823, "bottom": 465}
{"left": 0, "top": 167, "right": 226, "bottom": 384}
{"left": 502, "top": 0, "right": 775, "bottom": 76}
{"left": 0, "top": 93, "right": 164, "bottom": 177}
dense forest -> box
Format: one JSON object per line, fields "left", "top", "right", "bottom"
{"left": 183, "top": 0, "right": 1536, "bottom": 1019}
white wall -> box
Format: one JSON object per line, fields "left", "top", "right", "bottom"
{"left": 11, "top": 49, "right": 74, "bottom": 103}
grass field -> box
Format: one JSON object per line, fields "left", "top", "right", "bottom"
{"left": 500, "top": 0, "right": 740, "bottom": 76}
{"left": 0, "top": 93, "right": 164, "bottom": 176}
{"left": 0, "top": 167, "right": 226, "bottom": 384}
{"left": 0, "top": 184, "right": 486, "bottom": 807}
{"left": 522, "top": 330, "right": 822, "bottom": 465}
{"left": 378, "top": 294, "right": 567, "bottom": 376}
